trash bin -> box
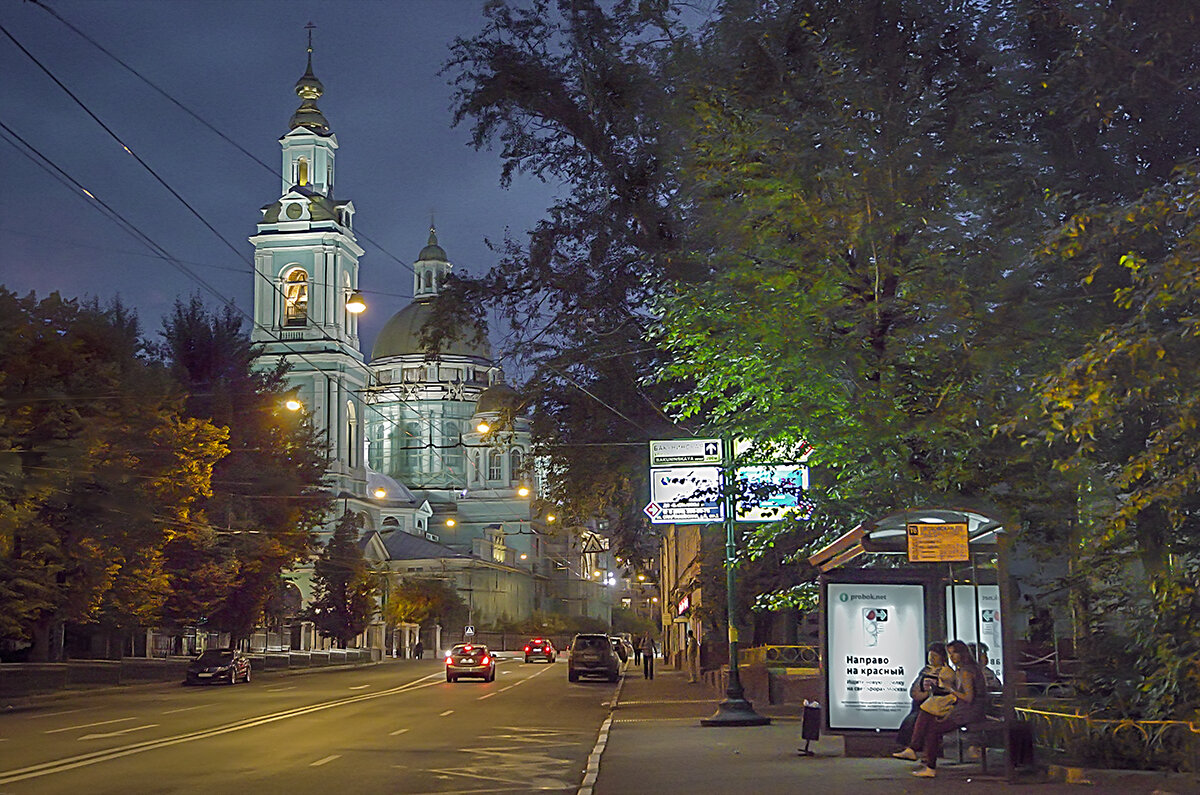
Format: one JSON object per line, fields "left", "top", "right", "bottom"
{"left": 799, "top": 700, "right": 821, "bottom": 756}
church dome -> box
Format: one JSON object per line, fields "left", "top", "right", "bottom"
{"left": 475, "top": 381, "right": 521, "bottom": 414}
{"left": 417, "top": 228, "right": 447, "bottom": 262}
{"left": 371, "top": 299, "right": 492, "bottom": 361}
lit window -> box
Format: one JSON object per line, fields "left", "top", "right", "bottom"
{"left": 297, "top": 156, "right": 309, "bottom": 186}
{"left": 510, "top": 449, "right": 523, "bottom": 484}
{"left": 284, "top": 269, "right": 308, "bottom": 326}
{"left": 488, "top": 450, "right": 502, "bottom": 481}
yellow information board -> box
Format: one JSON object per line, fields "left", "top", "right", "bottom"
{"left": 906, "top": 522, "right": 969, "bottom": 562}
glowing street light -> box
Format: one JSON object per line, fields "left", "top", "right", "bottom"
{"left": 345, "top": 290, "right": 367, "bottom": 314}
{"left": 517, "top": 485, "right": 531, "bottom": 497}
{"left": 476, "top": 421, "right": 491, "bottom": 433}
{"left": 284, "top": 398, "right": 302, "bottom": 412}
{"left": 373, "top": 487, "right": 387, "bottom": 499}
{"left": 446, "top": 518, "right": 457, "bottom": 527}
{"left": 546, "top": 514, "right": 556, "bottom": 523}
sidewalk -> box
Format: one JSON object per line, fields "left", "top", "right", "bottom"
{"left": 588, "top": 662, "right": 1195, "bottom": 795}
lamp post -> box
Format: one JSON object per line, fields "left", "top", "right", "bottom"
{"left": 702, "top": 436, "right": 770, "bottom": 726}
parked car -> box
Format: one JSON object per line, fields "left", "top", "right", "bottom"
{"left": 185, "top": 648, "right": 251, "bottom": 685}
{"left": 523, "top": 638, "right": 557, "bottom": 663}
{"left": 609, "top": 636, "right": 629, "bottom": 663}
{"left": 445, "top": 643, "right": 496, "bottom": 682}
{"left": 568, "top": 633, "right": 621, "bottom": 682}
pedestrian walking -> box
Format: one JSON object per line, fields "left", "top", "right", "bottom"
{"left": 633, "top": 638, "right": 642, "bottom": 666}
{"left": 639, "top": 633, "right": 656, "bottom": 679}
{"left": 685, "top": 629, "right": 700, "bottom": 683}
{"left": 413, "top": 640, "right": 424, "bottom": 660}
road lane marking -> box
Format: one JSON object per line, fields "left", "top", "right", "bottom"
{"left": 266, "top": 686, "right": 296, "bottom": 692}
{"left": 477, "top": 692, "right": 496, "bottom": 700}
{"left": 349, "top": 684, "right": 371, "bottom": 690}
{"left": 439, "top": 710, "right": 454, "bottom": 717}
{"left": 389, "top": 728, "right": 410, "bottom": 736}
{"left": 161, "top": 705, "right": 210, "bottom": 715}
{"left": 44, "top": 718, "right": 136, "bottom": 735}
{"left": 310, "top": 754, "right": 341, "bottom": 767}
{"left": 26, "top": 709, "right": 85, "bottom": 720}
{"left": 79, "top": 725, "right": 159, "bottom": 741}
{"left": 0, "top": 671, "right": 447, "bottom": 786}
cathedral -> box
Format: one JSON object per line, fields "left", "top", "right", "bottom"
{"left": 248, "top": 45, "right": 612, "bottom": 651}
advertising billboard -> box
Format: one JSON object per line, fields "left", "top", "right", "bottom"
{"left": 945, "top": 585, "right": 1004, "bottom": 682}
{"left": 826, "top": 583, "right": 926, "bottom": 731}
{"left": 734, "top": 464, "right": 810, "bottom": 523}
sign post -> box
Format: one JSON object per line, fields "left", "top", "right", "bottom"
{"left": 701, "top": 437, "right": 770, "bottom": 727}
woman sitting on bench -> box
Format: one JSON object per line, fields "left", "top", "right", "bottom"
{"left": 892, "top": 639, "right": 989, "bottom": 779}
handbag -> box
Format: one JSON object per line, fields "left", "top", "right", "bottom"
{"left": 919, "top": 693, "right": 957, "bottom": 717}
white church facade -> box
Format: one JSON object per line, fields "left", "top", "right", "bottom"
{"left": 249, "top": 46, "right": 612, "bottom": 651}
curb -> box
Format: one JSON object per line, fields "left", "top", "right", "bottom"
{"left": 576, "top": 662, "right": 630, "bottom": 795}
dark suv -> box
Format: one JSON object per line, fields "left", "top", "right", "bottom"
{"left": 568, "top": 633, "right": 621, "bottom": 682}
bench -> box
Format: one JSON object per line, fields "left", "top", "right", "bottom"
{"left": 958, "top": 717, "right": 1006, "bottom": 773}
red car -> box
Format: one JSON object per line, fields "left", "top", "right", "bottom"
{"left": 523, "top": 638, "right": 557, "bottom": 663}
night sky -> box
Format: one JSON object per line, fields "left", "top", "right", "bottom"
{"left": 0, "top": 0, "right": 558, "bottom": 358}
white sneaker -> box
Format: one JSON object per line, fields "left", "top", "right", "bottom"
{"left": 911, "top": 766, "right": 936, "bottom": 778}
{"left": 892, "top": 748, "right": 918, "bottom": 760}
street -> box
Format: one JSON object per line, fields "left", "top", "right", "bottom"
{"left": 0, "top": 657, "right": 612, "bottom": 794}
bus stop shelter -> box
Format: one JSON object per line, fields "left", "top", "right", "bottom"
{"left": 808, "top": 506, "right": 1019, "bottom": 778}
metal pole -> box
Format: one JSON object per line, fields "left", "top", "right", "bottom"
{"left": 702, "top": 436, "right": 769, "bottom": 727}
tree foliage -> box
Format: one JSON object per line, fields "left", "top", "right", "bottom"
{"left": 307, "top": 510, "right": 375, "bottom": 648}
{"left": 382, "top": 576, "right": 467, "bottom": 629}
{"left": 0, "top": 290, "right": 226, "bottom": 659}
{"left": 157, "top": 297, "right": 329, "bottom": 643}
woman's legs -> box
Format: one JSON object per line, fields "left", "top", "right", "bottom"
{"left": 921, "top": 719, "right": 960, "bottom": 769}
{"left": 908, "top": 711, "right": 934, "bottom": 752}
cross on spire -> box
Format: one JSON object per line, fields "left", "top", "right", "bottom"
{"left": 305, "top": 21, "right": 316, "bottom": 54}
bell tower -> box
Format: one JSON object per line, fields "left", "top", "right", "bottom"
{"left": 250, "top": 26, "right": 367, "bottom": 497}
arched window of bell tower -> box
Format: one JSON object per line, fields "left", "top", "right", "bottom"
{"left": 296, "top": 156, "right": 309, "bottom": 186}
{"left": 423, "top": 270, "right": 432, "bottom": 291}
{"left": 283, "top": 268, "right": 309, "bottom": 326}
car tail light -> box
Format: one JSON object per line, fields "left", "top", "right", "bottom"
{"left": 481, "top": 656, "right": 490, "bottom": 665}
{"left": 524, "top": 645, "right": 530, "bottom": 652}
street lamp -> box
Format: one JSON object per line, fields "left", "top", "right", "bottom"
{"left": 284, "top": 397, "right": 302, "bottom": 412}
{"left": 517, "top": 485, "right": 531, "bottom": 497}
{"left": 373, "top": 487, "right": 387, "bottom": 499}
{"left": 446, "top": 518, "right": 457, "bottom": 527}
{"left": 476, "top": 421, "right": 490, "bottom": 434}
{"left": 345, "top": 290, "right": 367, "bottom": 314}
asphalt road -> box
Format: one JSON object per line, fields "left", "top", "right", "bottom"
{"left": 0, "top": 655, "right": 614, "bottom": 794}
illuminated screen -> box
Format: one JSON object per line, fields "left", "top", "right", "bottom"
{"left": 826, "top": 583, "right": 926, "bottom": 731}
{"left": 945, "top": 585, "right": 1004, "bottom": 684}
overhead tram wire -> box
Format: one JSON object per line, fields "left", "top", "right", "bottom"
{"left": 5, "top": 15, "right": 589, "bottom": 534}
{"left": 27, "top": 2, "right": 674, "bottom": 448}
{"left": 26, "top": 0, "right": 421, "bottom": 287}
{"left": 0, "top": 24, "right": 479, "bottom": 480}
{"left": 4, "top": 121, "right": 536, "bottom": 532}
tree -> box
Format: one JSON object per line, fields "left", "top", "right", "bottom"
{"left": 157, "top": 297, "right": 330, "bottom": 644}
{"left": 307, "top": 510, "right": 375, "bottom": 648}
{"left": 441, "top": 0, "right": 688, "bottom": 556}
{"left": 382, "top": 576, "right": 467, "bottom": 630}
{"left": 0, "top": 290, "right": 226, "bottom": 659}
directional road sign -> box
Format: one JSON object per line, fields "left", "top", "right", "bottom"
{"left": 648, "top": 466, "right": 723, "bottom": 524}
{"left": 649, "top": 438, "right": 722, "bottom": 467}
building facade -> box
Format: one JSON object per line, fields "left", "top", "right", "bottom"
{"left": 249, "top": 46, "right": 610, "bottom": 650}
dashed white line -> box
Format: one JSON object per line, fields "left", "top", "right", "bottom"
{"left": 439, "top": 710, "right": 454, "bottom": 717}
{"left": 79, "top": 725, "right": 159, "bottom": 741}
{"left": 477, "top": 692, "right": 497, "bottom": 700}
{"left": 26, "top": 709, "right": 85, "bottom": 720}
{"left": 389, "top": 728, "right": 410, "bottom": 737}
{"left": 310, "top": 754, "right": 341, "bottom": 767}
{"left": 44, "top": 718, "right": 135, "bottom": 735}
{"left": 162, "top": 705, "right": 209, "bottom": 715}
{"left": 266, "top": 686, "right": 296, "bottom": 692}
{"left": 349, "top": 684, "right": 371, "bottom": 690}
